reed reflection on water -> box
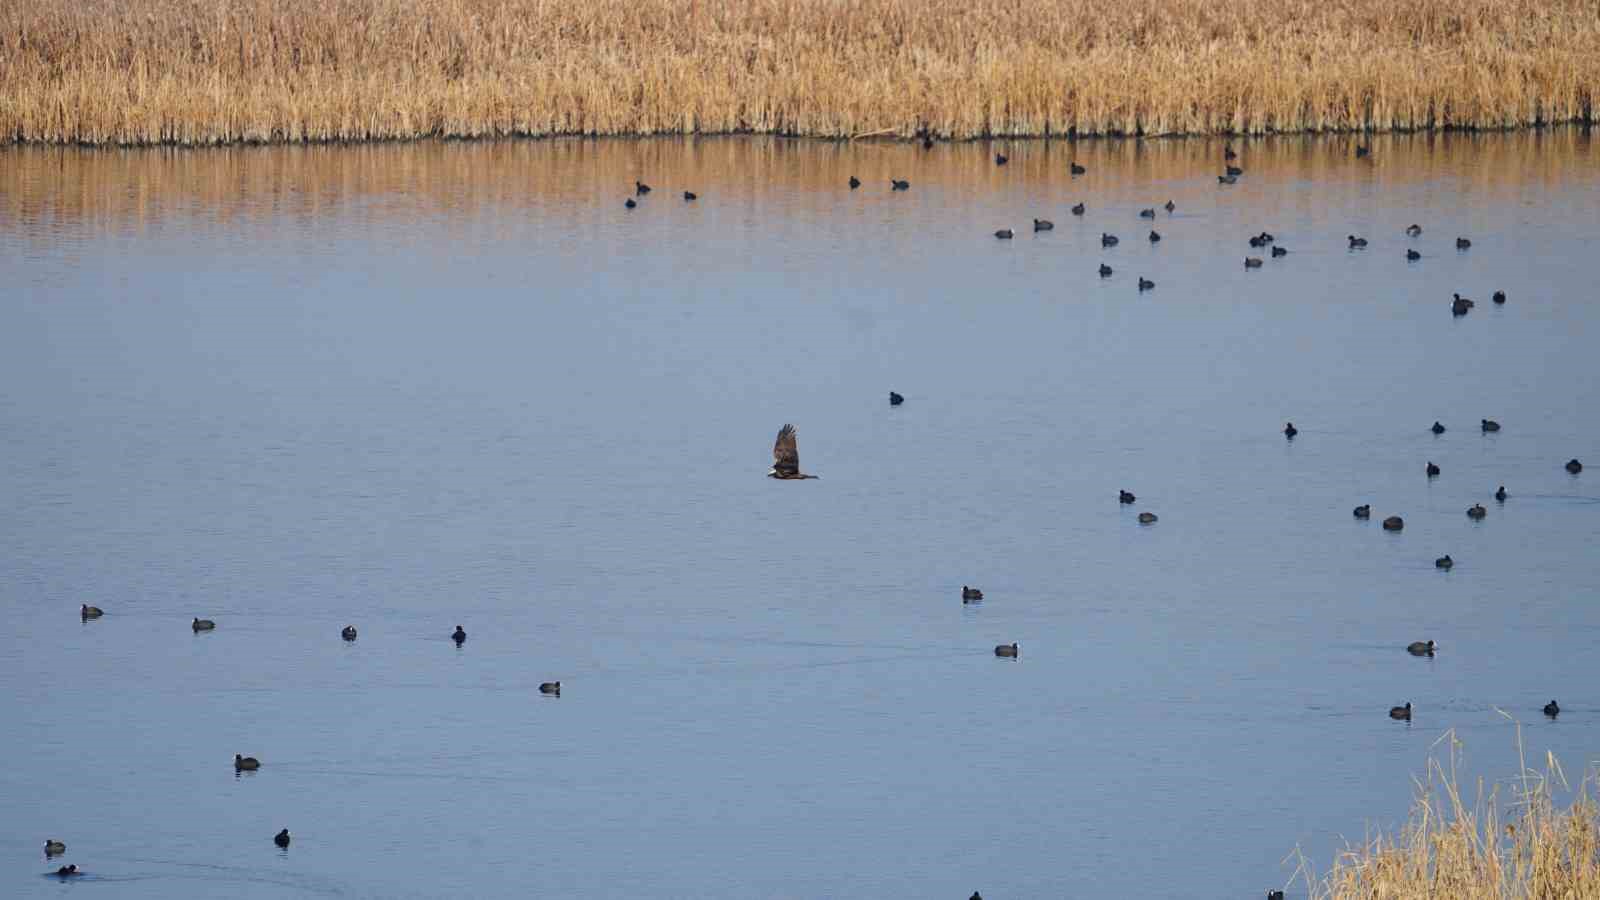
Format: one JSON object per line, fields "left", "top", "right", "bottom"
{"left": 3, "top": 129, "right": 1596, "bottom": 237}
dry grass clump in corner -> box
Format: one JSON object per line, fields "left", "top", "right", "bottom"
{"left": 1305, "top": 726, "right": 1600, "bottom": 899}
{"left": 0, "top": 0, "right": 1596, "bottom": 145}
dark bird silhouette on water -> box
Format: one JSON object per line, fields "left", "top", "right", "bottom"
{"left": 1467, "top": 504, "right": 1487, "bottom": 520}
{"left": 995, "top": 229, "right": 1014, "bottom": 240}
{"left": 341, "top": 625, "right": 357, "bottom": 641}
{"left": 235, "top": 754, "right": 260, "bottom": 771}
{"left": 1408, "top": 641, "right": 1435, "bottom": 656}
{"left": 890, "top": 179, "right": 910, "bottom": 191}
{"left": 1102, "top": 233, "right": 1119, "bottom": 246}
{"left": 1436, "top": 555, "right": 1453, "bottom": 569}
{"left": 848, "top": 176, "right": 860, "bottom": 189}
{"left": 635, "top": 181, "right": 651, "bottom": 195}
{"left": 1284, "top": 422, "right": 1297, "bottom": 439}
{"left": 1070, "top": 162, "right": 1086, "bottom": 175}
{"left": 624, "top": 198, "right": 637, "bottom": 209}
{"left": 889, "top": 392, "right": 904, "bottom": 406}
{"left": 1267, "top": 892, "right": 1284, "bottom": 900}
{"left": 683, "top": 191, "right": 697, "bottom": 201}
{"left": 1244, "top": 257, "right": 1263, "bottom": 268}
{"left": 1481, "top": 419, "right": 1501, "bottom": 432}
{"left": 452, "top": 625, "right": 466, "bottom": 644}
{"left": 1271, "top": 245, "right": 1287, "bottom": 257}
{"left": 1348, "top": 235, "right": 1368, "bottom": 248}
{"left": 1568, "top": 459, "right": 1584, "bottom": 474}
{"left": 1495, "top": 485, "right": 1507, "bottom": 502}
{"left": 1139, "top": 208, "right": 1156, "bottom": 219}
{"left": 81, "top": 604, "right": 103, "bottom": 619}
{"left": 275, "top": 829, "right": 291, "bottom": 848}
{"left": 1383, "top": 516, "right": 1404, "bottom": 531}
{"left": 1452, "top": 294, "right": 1474, "bottom": 316}
{"left": 962, "top": 586, "right": 984, "bottom": 602}
{"left": 540, "top": 682, "right": 561, "bottom": 695}
{"left": 1098, "top": 263, "right": 1113, "bottom": 278}
{"left": 1426, "top": 461, "right": 1440, "bottom": 477}
{"left": 1120, "top": 490, "right": 1136, "bottom": 504}
{"left": 1432, "top": 421, "right": 1446, "bottom": 434}
{"left": 1356, "top": 145, "right": 1371, "bottom": 158}
{"left": 1226, "top": 165, "right": 1243, "bottom": 177}
{"left": 1456, "top": 237, "right": 1472, "bottom": 249}
{"left": 1354, "top": 505, "right": 1371, "bottom": 518}
{"left": 1071, "top": 203, "right": 1086, "bottom": 216}
{"left": 1034, "top": 218, "right": 1054, "bottom": 231}
{"left": 1390, "top": 702, "right": 1412, "bottom": 720}
{"left": 995, "top": 643, "right": 1018, "bottom": 657}
{"left": 1407, "top": 249, "right": 1421, "bottom": 261}
{"left": 1165, "top": 200, "right": 1176, "bottom": 212}
{"left": 1493, "top": 290, "right": 1506, "bottom": 304}
{"left": 1138, "top": 277, "right": 1155, "bottom": 292}
{"left": 1218, "top": 174, "right": 1237, "bottom": 185}
{"left": 995, "top": 153, "right": 1008, "bottom": 166}
{"left": 1149, "top": 230, "right": 1162, "bottom": 242}
{"left": 1545, "top": 700, "right": 1560, "bottom": 718}
{"left": 1406, "top": 224, "right": 1422, "bottom": 236}
{"left": 769, "top": 424, "right": 817, "bottom": 479}
{"left": 1138, "top": 512, "right": 1158, "bottom": 524}
{"left": 56, "top": 865, "right": 79, "bottom": 877}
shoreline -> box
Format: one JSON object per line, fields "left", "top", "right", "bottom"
{"left": 1, "top": 120, "right": 1592, "bottom": 153}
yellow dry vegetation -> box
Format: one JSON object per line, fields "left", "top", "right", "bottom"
{"left": 0, "top": 0, "right": 1595, "bottom": 145}
{"left": 1305, "top": 731, "right": 1600, "bottom": 900}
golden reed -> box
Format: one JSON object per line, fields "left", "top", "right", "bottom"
{"left": 1, "top": 0, "right": 1596, "bottom": 146}
{"left": 1301, "top": 735, "right": 1600, "bottom": 900}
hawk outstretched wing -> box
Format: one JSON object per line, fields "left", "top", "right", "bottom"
{"left": 772, "top": 424, "right": 800, "bottom": 476}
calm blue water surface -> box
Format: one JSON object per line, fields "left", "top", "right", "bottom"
{"left": 2, "top": 133, "right": 1598, "bottom": 898}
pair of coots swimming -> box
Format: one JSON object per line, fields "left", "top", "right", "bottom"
{"left": 1393, "top": 700, "right": 1561, "bottom": 720}
{"left": 1353, "top": 507, "right": 1404, "bottom": 531}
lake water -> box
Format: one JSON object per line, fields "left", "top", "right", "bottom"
{"left": 2, "top": 131, "right": 1598, "bottom": 898}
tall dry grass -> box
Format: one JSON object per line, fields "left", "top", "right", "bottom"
{"left": 1302, "top": 727, "right": 1600, "bottom": 899}
{"left": 0, "top": 0, "right": 1596, "bottom": 145}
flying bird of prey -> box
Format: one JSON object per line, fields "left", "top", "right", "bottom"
{"left": 768, "top": 424, "right": 818, "bottom": 480}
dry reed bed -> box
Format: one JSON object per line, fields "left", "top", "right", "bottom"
{"left": 1309, "top": 735, "right": 1600, "bottom": 900}
{"left": 1, "top": 0, "right": 1596, "bottom": 145}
